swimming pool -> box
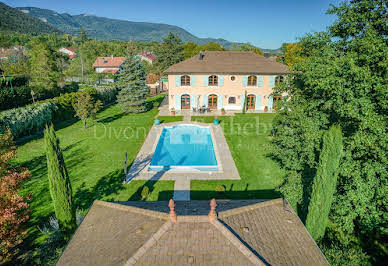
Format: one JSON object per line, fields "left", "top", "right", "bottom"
{"left": 149, "top": 124, "right": 218, "bottom": 171}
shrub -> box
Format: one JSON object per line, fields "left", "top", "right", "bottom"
{"left": 0, "top": 102, "right": 57, "bottom": 138}
{"left": 0, "top": 86, "right": 31, "bottom": 110}
{"left": 94, "top": 86, "right": 117, "bottom": 105}
{"left": 215, "top": 185, "right": 226, "bottom": 193}
{"left": 146, "top": 73, "right": 160, "bottom": 84}
{"left": 153, "top": 101, "right": 160, "bottom": 108}
{"left": 141, "top": 186, "right": 150, "bottom": 200}
{"left": 50, "top": 92, "right": 79, "bottom": 122}
{"left": 60, "top": 82, "right": 79, "bottom": 94}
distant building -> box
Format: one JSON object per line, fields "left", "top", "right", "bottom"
{"left": 0, "top": 45, "right": 25, "bottom": 60}
{"left": 136, "top": 51, "right": 157, "bottom": 64}
{"left": 59, "top": 47, "right": 76, "bottom": 59}
{"left": 93, "top": 56, "right": 126, "bottom": 74}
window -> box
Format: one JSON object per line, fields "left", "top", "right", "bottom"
{"left": 275, "top": 76, "right": 284, "bottom": 85}
{"left": 228, "top": 97, "right": 236, "bottom": 104}
{"left": 230, "top": 76, "right": 236, "bottom": 81}
{"left": 180, "top": 75, "right": 190, "bottom": 86}
{"left": 208, "top": 75, "right": 218, "bottom": 86}
{"left": 248, "top": 76, "right": 257, "bottom": 86}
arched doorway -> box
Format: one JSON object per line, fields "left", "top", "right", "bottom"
{"left": 247, "top": 94, "right": 256, "bottom": 109}
{"left": 208, "top": 94, "right": 217, "bottom": 109}
{"left": 181, "top": 94, "right": 190, "bottom": 109}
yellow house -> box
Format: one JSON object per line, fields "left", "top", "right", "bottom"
{"left": 164, "top": 51, "right": 288, "bottom": 112}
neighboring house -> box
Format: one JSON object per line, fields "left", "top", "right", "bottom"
{"left": 0, "top": 45, "right": 25, "bottom": 59}
{"left": 58, "top": 47, "right": 76, "bottom": 59}
{"left": 57, "top": 199, "right": 328, "bottom": 265}
{"left": 164, "top": 51, "right": 288, "bottom": 111}
{"left": 136, "top": 51, "right": 157, "bottom": 64}
{"left": 92, "top": 56, "right": 126, "bottom": 74}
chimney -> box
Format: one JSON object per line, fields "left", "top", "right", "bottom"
{"left": 199, "top": 51, "right": 204, "bottom": 60}
{"left": 264, "top": 52, "right": 270, "bottom": 58}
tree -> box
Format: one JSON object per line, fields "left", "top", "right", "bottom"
{"left": 116, "top": 49, "right": 150, "bottom": 113}
{"left": 72, "top": 91, "right": 102, "bottom": 129}
{"left": 306, "top": 125, "right": 343, "bottom": 240}
{"left": 183, "top": 41, "right": 225, "bottom": 59}
{"left": 230, "top": 43, "right": 264, "bottom": 55}
{"left": 283, "top": 43, "right": 304, "bottom": 68}
{"left": 154, "top": 32, "right": 184, "bottom": 73}
{"left": 28, "top": 40, "right": 59, "bottom": 94}
{"left": 271, "top": 0, "right": 387, "bottom": 263}
{"left": 0, "top": 128, "right": 31, "bottom": 261}
{"left": 44, "top": 124, "right": 76, "bottom": 240}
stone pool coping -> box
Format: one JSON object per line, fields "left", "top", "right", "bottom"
{"left": 124, "top": 121, "right": 240, "bottom": 183}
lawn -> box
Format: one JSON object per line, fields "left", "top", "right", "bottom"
{"left": 191, "top": 114, "right": 285, "bottom": 199}
{"left": 14, "top": 95, "right": 174, "bottom": 263}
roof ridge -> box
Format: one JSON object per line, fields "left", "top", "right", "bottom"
{"left": 124, "top": 220, "right": 173, "bottom": 265}
{"left": 211, "top": 219, "right": 266, "bottom": 265}
{"left": 218, "top": 198, "right": 284, "bottom": 218}
{"left": 93, "top": 200, "right": 168, "bottom": 220}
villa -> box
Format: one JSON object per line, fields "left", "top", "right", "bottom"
{"left": 93, "top": 56, "right": 126, "bottom": 74}
{"left": 164, "top": 51, "right": 288, "bottom": 112}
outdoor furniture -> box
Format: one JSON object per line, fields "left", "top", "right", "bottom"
{"left": 192, "top": 107, "right": 197, "bottom": 113}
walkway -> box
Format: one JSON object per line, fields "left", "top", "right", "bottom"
{"left": 172, "top": 179, "right": 190, "bottom": 201}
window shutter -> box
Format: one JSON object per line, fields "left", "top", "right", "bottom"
{"left": 218, "top": 94, "right": 223, "bottom": 109}
{"left": 191, "top": 75, "right": 196, "bottom": 86}
{"left": 255, "top": 94, "right": 262, "bottom": 110}
{"left": 203, "top": 94, "right": 208, "bottom": 107}
{"left": 242, "top": 76, "right": 248, "bottom": 87}
{"left": 268, "top": 95, "right": 273, "bottom": 109}
{"left": 202, "top": 76, "right": 208, "bottom": 86}
{"left": 175, "top": 94, "right": 181, "bottom": 110}
{"left": 219, "top": 76, "right": 224, "bottom": 86}
{"left": 257, "top": 76, "right": 263, "bottom": 87}
{"left": 175, "top": 76, "right": 180, "bottom": 87}
{"left": 240, "top": 94, "right": 245, "bottom": 109}
{"left": 269, "top": 76, "right": 275, "bottom": 87}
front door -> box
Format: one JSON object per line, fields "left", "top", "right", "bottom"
{"left": 247, "top": 95, "right": 256, "bottom": 109}
{"left": 181, "top": 95, "right": 190, "bottom": 109}
{"left": 208, "top": 94, "right": 217, "bottom": 109}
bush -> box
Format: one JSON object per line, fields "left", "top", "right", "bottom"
{"left": 215, "top": 185, "right": 226, "bottom": 193}
{"left": 0, "top": 86, "right": 31, "bottom": 110}
{"left": 141, "top": 186, "right": 150, "bottom": 200}
{"left": 50, "top": 92, "right": 79, "bottom": 122}
{"left": 94, "top": 86, "right": 117, "bottom": 105}
{"left": 60, "top": 82, "right": 79, "bottom": 94}
{"left": 0, "top": 102, "right": 57, "bottom": 138}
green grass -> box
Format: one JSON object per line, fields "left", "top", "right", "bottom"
{"left": 156, "top": 115, "right": 183, "bottom": 123}
{"left": 191, "top": 113, "right": 285, "bottom": 200}
{"left": 14, "top": 95, "right": 174, "bottom": 262}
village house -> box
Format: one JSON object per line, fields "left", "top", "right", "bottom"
{"left": 92, "top": 56, "right": 126, "bottom": 74}
{"left": 136, "top": 51, "right": 157, "bottom": 64}
{"left": 164, "top": 51, "right": 288, "bottom": 112}
{"left": 58, "top": 47, "right": 76, "bottom": 59}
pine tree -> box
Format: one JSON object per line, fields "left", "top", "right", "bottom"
{"left": 116, "top": 49, "right": 150, "bottom": 113}
{"left": 305, "top": 125, "right": 343, "bottom": 240}
{"left": 44, "top": 124, "right": 76, "bottom": 240}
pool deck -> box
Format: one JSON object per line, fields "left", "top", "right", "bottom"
{"left": 125, "top": 121, "right": 241, "bottom": 200}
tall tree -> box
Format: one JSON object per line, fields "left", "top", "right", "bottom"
{"left": 44, "top": 124, "right": 76, "bottom": 240}
{"left": 72, "top": 91, "right": 102, "bottom": 129}
{"left": 28, "top": 40, "right": 59, "bottom": 94}
{"left": 306, "top": 125, "right": 343, "bottom": 240}
{"left": 116, "top": 49, "right": 150, "bottom": 113}
{"left": 230, "top": 43, "right": 264, "bottom": 55}
{"left": 155, "top": 32, "right": 184, "bottom": 73}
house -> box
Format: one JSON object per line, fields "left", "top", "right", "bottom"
{"left": 136, "top": 51, "right": 157, "bottom": 64}
{"left": 56, "top": 199, "right": 328, "bottom": 265}
{"left": 59, "top": 47, "right": 76, "bottom": 59}
{"left": 92, "top": 56, "right": 126, "bottom": 74}
{"left": 0, "top": 45, "right": 25, "bottom": 60}
{"left": 164, "top": 51, "right": 288, "bottom": 112}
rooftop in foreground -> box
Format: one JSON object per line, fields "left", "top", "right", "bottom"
{"left": 57, "top": 198, "right": 328, "bottom": 266}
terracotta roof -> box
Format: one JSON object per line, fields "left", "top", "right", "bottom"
{"left": 64, "top": 47, "right": 76, "bottom": 53}
{"left": 93, "top": 56, "right": 126, "bottom": 68}
{"left": 57, "top": 199, "right": 328, "bottom": 266}
{"left": 164, "top": 51, "right": 289, "bottom": 74}
{"left": 137, "top": 52, "right": 157, "bottom": 61}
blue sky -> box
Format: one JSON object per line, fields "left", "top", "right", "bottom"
{"left": 5, "top": 0, "right": 341, "bottom": 49}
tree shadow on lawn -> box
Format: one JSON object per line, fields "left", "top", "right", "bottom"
{"left": 96, "top": 112, "right": 125, "bottom": 124}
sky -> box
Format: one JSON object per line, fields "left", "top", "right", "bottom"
{"left": 4, "top": 0, "right": 342, "bottom": 49}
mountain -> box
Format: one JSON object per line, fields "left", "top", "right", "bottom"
{"left": 17, "top": 6, "right": 279, "bottom": 52}
{"left": 0, "top": 2, "right": 61, "bottom": 35}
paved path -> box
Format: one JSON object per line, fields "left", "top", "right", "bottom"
{"left": 173, "top": 179, "right": 190, "bottom": 201}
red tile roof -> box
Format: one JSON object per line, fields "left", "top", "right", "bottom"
{"left": 93, "top": 56, "right": 126, "bottom": 68}
{"left": 64, "top": 47, "right": 76, "bottom": 53}
{"left": 137, "top": 52, "right": 157, "bottom": 61}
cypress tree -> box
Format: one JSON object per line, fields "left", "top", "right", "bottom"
{"left": 44, "top": 124, "right": 76, "bottom": 240}
{"left": 116, "top": 48, "right": 150, "bottom": 113}
{"left": 305, "top": 125, "right": 343, "bottom": 240}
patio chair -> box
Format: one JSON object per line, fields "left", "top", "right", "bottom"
{"left": 192, "top": 107, "right": 197, "bottom": 113}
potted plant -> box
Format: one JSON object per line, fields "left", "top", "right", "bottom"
{"left": 170, "top": 108, "right": 175, "bottom": 116}
{"left": 264, "top": 106, "right": 268, "bottom": 113}
{"left": 154, "top": 117, "right": 160, "bottom": 125}
{"left": 221, "top": 108, "right": 226, "bottom": 115}
{"left": 213, "top": 116, "right": 220, "bottom": 125}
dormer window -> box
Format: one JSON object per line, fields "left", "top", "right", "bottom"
{"left": 208, "top": 75, "right": 218, "bottom": 86}
{"left": 104, "top": 60, "right": 108, "bottom": 63}
{"left": 181, "top": 75, "right": 190, "bottom": 86}
{"left": 248, "top": 75, "right": 257, "bottom": 86}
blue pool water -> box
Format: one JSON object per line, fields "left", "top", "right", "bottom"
{"left": 149, "top": 124, "right": 218, "bottom": 171}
